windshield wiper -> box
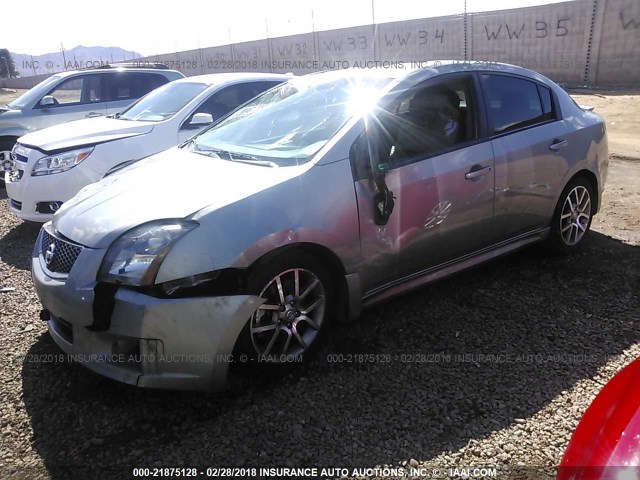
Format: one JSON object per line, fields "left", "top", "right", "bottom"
{"left": 216, "top": 149, "right": 279, "bottom": 168}
{"left": 232, "top": 158, "right": 279, "bottom": 168}
{"left": 189, "top": 140, "right": 216, "bottom": 153}
{"left": 108, "top": 112, "right": 132, "bottom": 120}
{"left": 190, "top": 144, "right": 278, "bottom": 167}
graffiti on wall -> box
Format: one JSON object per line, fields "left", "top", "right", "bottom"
{"left": 482, "top": 19, "right": 570, "bottom": 40}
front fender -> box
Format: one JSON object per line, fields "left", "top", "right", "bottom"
{"left": 155, "top": 158, "right": 360, "bottom": 283}
{"left": 0, "top": 127, "right": 29, "bottom": 140}
{"left": 0, "top": 111, "right": 31, "bottom": 139}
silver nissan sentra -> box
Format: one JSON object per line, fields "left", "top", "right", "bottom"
{"left": 32, "top": 62, "right": 608, "bottom": 391}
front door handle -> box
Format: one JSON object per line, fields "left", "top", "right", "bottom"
{"left": 549, "top": 139, "right": 568, "bottom": 151}
{"left": 85, "top": 112, "right": 102, "bottom": 118}
{"left": 465, "top": 165, "right": 492, "bottom": 180}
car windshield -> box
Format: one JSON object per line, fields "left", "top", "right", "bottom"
{"left": 187, "top": 74, "right": 394, "bottom": 166}
{"left": 7, "top": 75, "right": 62, "bottom": 109}
{"left": 118, "top": 81, "right": 209, "bottom": 122}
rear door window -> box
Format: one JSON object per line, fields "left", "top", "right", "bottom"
{"left": 537, "top": 84, "right": 555, "bottom": 121}
{"left": 481, "top": 74, "right": 555, "bottom": 135}
{"left": 106, "top": 72, "right": 167, "bottom": 102}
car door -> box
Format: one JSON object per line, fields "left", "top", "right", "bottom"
{"left": 481, "top": 73, "right": 570, "bottom": 240}
{"left": 352, "top": 74, "right": 495, "bottom": 295}
{"left": 177, "top": 80, "right": 283, "bottom": 143}
{"left": 32, "top": 73, "right": 107, "bottom": 129}
{"left": 105, "top": 72, "right": 167, "bottom": 116}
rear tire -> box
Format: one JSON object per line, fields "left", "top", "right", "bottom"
{"left": 546, "top": 177, "right": 595, "bottom": 254}
{"left": 235, "top": 252, "right": 334, "bottom": 372}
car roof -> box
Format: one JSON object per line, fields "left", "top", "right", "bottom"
{"left": 173, "top": 72, "right": 292, "bottom": 87}
{"left": 304, "top": 61, "right": 553, "bottom": 86}
{"left": 423, "top": 60, "right": 553, "bottom": 83}
{"left": 52, "top": 67, "right": 183, "bottom": 78}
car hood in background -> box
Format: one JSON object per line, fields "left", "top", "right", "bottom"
{"left": 52, "top": 147, "right": 306, "bottom": 249}
{"left": 558, "top": 358, "right": 640, "bottom": 480}
{"left": 18, "top": 117, "right": 156, "bottom": 153}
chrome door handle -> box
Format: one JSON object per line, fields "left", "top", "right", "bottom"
{"left": 549, "top": 139, "right": 568, "bottom": 151}
{"left": 465, "top": 166, "right": 492, "bottom": 180}
{"left": 85, "top": 112, "right": 102, "bottom": 118}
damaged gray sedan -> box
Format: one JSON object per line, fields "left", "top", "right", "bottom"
{"left": 32, "top": 62, "right": 608, "bottom": 391}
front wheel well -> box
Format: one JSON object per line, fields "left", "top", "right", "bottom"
{"left": 0, "top": 136, "right": 19, "bottom": 146}
{"left": 248, "top": 243, "right": 350, "bottom": 322}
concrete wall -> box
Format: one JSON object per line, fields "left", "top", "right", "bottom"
{"left": 269, "top": 33, "right": 316, "bottom": 75}
{"left": 0, "top": 73, "right": 51, "bottom": 90}
{"left": 469, "top": 1, "right": 589, "bottom": 83}
{"left": 594, "top": 0, "right": 640, "bottom": 84}
{"left": 3, "top": 0, "right": 639, "bottom": 88}
{"left": 377, "top": 15, "right": 466, "bottom": 62}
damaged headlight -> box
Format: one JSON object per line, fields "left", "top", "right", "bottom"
{"left": 32, "top": 146, "right": 94, "bottom": 176}
{"left": 98, "top": 219, "right": 199, "bottom": 286}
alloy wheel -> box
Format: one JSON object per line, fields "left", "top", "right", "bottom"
{"left": 560, "top": 185, "right": 591, "bottom": 246}
{"left": 250, "top": 268, "right": 326, "bottom": 358}
{"left": 0, "top": 149, "right": 14, "bottom": 179}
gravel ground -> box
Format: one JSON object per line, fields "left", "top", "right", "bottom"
{"left": 1, "top": 104, "right": 639, "bottom": 479}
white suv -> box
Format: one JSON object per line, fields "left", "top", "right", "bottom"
{"left": 0, "top": 63, "right": 184, "bottom": 181}
{"left": 5, "top": 73, "right": 289, "bottom": 222}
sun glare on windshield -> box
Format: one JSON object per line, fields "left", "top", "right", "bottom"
{"left": 346, "top": 87, "right": 381, "bottom": 117}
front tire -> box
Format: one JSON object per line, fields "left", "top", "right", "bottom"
{"left": 236, "top": 252, "right": 334, "bottom": 369}
{"left": 546, "top": 177, "right": 595, "bottom": 253}
{"left": 0, "top": 139, "right": 16, "bottom": 188}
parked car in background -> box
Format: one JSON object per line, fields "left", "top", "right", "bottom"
{"left": 32, "top": 62, "right": 608, "bottom": 391}
{"left": 5, "top": 72, "right": 289, "bottom": 221}
{"left": 0, "top": 63, "right": 184, "bottom": 184}
{"left": 558, "top": 358, "right": 640, "bottom": 480}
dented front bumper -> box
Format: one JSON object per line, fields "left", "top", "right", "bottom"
{"left": 32, "top": 228, "right": 263, "bottom": 392}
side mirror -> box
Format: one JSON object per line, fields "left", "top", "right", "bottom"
{"left": 350, "top": 132, "right": 373, "bottom": 180}
{"left": 39, "top": 96, "right": 56, "bottom": 107}
{"left": 373, "top": 174, "right": 396, "bottom": 226}
{"left": 351, "top": 131, "right": 396, "bottom": 225}
{"left": 189, "top": 113, "right": 213, "bottom": 127}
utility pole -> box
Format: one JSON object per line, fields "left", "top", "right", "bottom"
{"left": 266, "top": 18, "right": 273, "bottom": 72}
{"left": 229, "top": 26, "right": 236, "bottom": 72}
{"left": 371, "top": 0, "right": 377, "bottom": 61}
{"left": 312, "top": 9, "right": 318, "bottom": 71}
{"left": 61, "top": 43, "right": 67, "bottom": 71}
{"left": 464, "top": 0, "right": 468, "bottom": 60}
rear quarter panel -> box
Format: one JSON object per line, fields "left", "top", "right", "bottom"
{"left": 554, "top": 88, "right": 608, "bottom": 213}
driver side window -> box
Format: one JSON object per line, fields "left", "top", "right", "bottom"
{"left": 43, "top": 75, "right": 102, "bottom": 106}
{"left": 180, "top": 81, "right": 282, "bottom": 130}
{"left": 364, "top": 75, "right": 479, "bottom": 172}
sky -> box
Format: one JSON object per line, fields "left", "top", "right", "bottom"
{"left": 3, "top": 0, "right": 571, "bottom": 57}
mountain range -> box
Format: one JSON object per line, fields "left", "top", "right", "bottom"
{"left": 10, "top": 46, "right": 143, "bottom": 77}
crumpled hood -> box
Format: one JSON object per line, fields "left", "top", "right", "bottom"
{"left": 19, "top": 117, "right": 155, "bottom": 152}
{"left": 52, "top": 147, "right": 306, "bottom": 248}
